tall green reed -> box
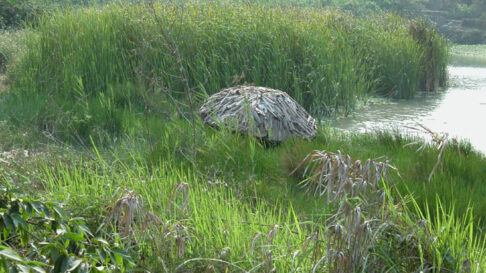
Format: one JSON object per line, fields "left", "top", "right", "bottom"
{"left": 5, "top": 2, "right": 448, "bottom": 142}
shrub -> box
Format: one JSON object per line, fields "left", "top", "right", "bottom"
{"left": 0, "top": 188, "right": 134, "bottom": 272}
{"left": 0, "top": 0, "right": 43, "bottom": 28}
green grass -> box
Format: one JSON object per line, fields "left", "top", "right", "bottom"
{"left": 39, "top": 160, "right": 326, "bottom": 271}
{"left": 0, "top": 30, "right": 32, "bottom": 73}
{"left": 1, "top": 122, "right": 486, "bottom": 272}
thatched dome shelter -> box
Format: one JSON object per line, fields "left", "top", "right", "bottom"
{"left": 199, "top": 86, "right": 317, "bottom": 142}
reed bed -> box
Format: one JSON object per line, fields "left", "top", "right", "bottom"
{"left": 4, "top": 1, "right": 447, "bottom": 141}
{"left": 0, "top": 30, "right": 32, "bottom": 73}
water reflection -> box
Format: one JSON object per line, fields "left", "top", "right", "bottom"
{"left": 330, "top": 66, "right": 486, "bottom": 154}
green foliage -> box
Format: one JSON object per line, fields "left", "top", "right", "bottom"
{"left": 424, "top": 0, "right": 486, "bottom": 19}
{"left": 294, "top": 149, "right": 486, "bottom": 272}
{"left": 0, "top": 0, "right": 139, "bottom": 29}
{"left": 0, "top": 0, "right": 40, "bottom": 28}
{"left": 0, "top": 1, "right": 478, "bottom": 272}
{"left": 2, "top": 124, "right": 485, "bottom": 271}
{"left": 36, "top": 155, "right": 330, "bottom": 271}
{"left": 0, "top": 188, "right": 134, "bottom": 272}
{"left": 0, "top": 30, "right": 31, "bottom": 74}
{"left": 232, "top": 0, "right": 486, "bottom": 20}
{"left": 1, "top": 114, "right": 486, "bottom": 271}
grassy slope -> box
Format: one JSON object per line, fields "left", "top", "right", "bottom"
{"left": 2, "top": 118, "right": 486, "bottom": 271}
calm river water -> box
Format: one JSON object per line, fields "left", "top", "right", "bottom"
{"left": 331, "top": 65, "right": 486, "bottom": 155}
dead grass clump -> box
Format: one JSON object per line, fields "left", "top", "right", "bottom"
{"left": 404, "top": 124, "right": 460, "bottom": 182}
{"left": 105, "top": 189, "right": 145, "bottom": 237}
{"left": 293, "top": 150, "right": 435, "bottom": 272}
{"left": 292, "top": 150, "right": 397, "bottom": 203}
{"left": 104, "top": 184, "right": 192, "bottom": 262}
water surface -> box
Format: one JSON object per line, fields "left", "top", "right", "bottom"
{"left": 331, "top": 66, "right": 486, "bottom": 154}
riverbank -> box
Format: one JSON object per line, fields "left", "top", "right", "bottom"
{"left": 330, "top": 64, "right": 486, "bottom": 155}
{"left": 327, "top": 43, "right": 486, "bottom": 156}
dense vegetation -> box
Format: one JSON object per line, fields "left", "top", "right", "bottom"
{"left": 2, "top": 120, "right": 486, "bottom": 272}
{"left": 0, "top": 0, "right": 117, "bottom": 28}
{"left": 1, "top": 0, "right": 484, "bottom": 272}
{"left": 248, "top": 0, "right": 486, "bottom": 19}
{"left": 243, "top": 0, "right": 486, "bottom": 44}
{"left": 4, "top": 2, "right": 447, "bottom": 142}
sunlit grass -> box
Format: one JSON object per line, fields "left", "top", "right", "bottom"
{"left": 2, "top": 122, "right": 486, "bottom": 271}
{"left": 0, "top": 30, "right": 32, "bottom": 73}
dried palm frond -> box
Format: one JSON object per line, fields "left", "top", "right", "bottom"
{"left": 199, "top": 86, "right": 317, "bottom": 142}
{"left": 104, "top": 189, "right": 143, "bottom": 237}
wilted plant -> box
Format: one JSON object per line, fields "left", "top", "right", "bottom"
{"left": 292, "top": 150, "right": 397, "bottom": 203}
{"left": 294, "top": 148, "right": 480, "bottom": 271}
{"left": 105, "top": 189, "right": 143, "bottom": 237}
{"left": 293, "top": 150, "right": 402, "bottom": 272}
{"left": 404, "top": 124, "right": 460, "bottom": 182}
{"left": 263, "top": 225, "right": 278, "bottom": 272}
{"left": 104, "top": 184, "right": 192, "bottom": 265}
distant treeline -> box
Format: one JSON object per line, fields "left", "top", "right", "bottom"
{"left": 0, "top": 0, "right": 133, "bottom": 28}
{"left": 2, "top": 0, "right": 485, "bottom": 22}
{"left": 2, "top": 0, "right": 483, "bottom": 43}
{"left": 236, "top": 0, "right": 486, "bottom": 43}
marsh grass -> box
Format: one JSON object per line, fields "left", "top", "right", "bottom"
{"left": 409, "top": 19, "right": 449, "bottom": 91}
{"left": 37, "top": 154, "right": 328, "bottom": 271}
{"left": 294, "top": 150, "right": 397, "bottom": 272}
{"left": 294, "top": 148, "right": 486, "bottom": 272}
{"left": 404, "top": 124, "right": 461, "bottom": 182}
{"left": 0, "top": 30, "right": 32, "bottom": 73}
{"left": 1, "top": 119, "right": 486, "bottom": 271}
{"left": 2, "top": 1, "right": 448, "bottom": 143}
